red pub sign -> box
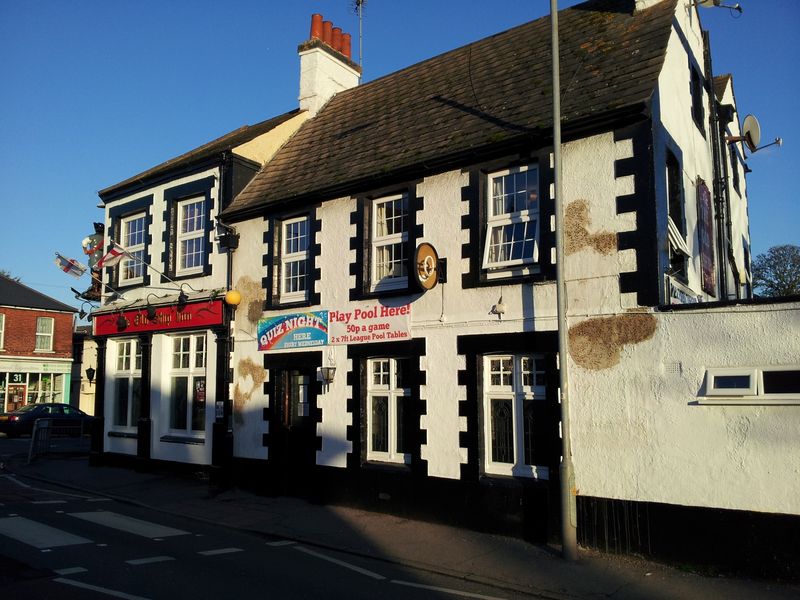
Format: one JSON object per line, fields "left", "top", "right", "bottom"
{"left": 93, "top": 300, "right": 224, "bottom": 336}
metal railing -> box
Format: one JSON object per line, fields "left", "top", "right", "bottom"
{"left": 27, "top": 419, "right": 91, "bottom": 464}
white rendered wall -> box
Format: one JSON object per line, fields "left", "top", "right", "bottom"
{"left": 570, "top": 301, "right": 800, "bottom": 516}
{"left": 101, "top": 167, "right": 226, "bottom": 307}
{"left": 652, "top": 3, "right": 716, "bottom": 302}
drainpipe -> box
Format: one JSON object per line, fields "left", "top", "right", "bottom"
{"left": 703, "top": 31, "right": 729, "bottom": 301}
{"left": 551, "top": 0, "right": 578, "bottom": 561}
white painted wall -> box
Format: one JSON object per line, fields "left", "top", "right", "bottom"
{"left": 570, "top": 301, "right": 800, "bottom": 516}
{"left": 652, "top": 2, "right": 717, "bottom": 302}
{"left": 298, "top": 45, "right": 360, "bottom": 116}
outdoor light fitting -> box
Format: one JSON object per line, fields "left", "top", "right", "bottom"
{"left": 85, "top": 367, "right": 96, "bottom": 385}
{"left": 319, "top": 366, "right": 336, "bottom": 385}
{"left": 215, "top": 220, "right": 240, "bottom": 250}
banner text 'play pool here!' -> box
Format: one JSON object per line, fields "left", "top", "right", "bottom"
{"left": 257, "top": 304, "right": 411, "bottom": 351}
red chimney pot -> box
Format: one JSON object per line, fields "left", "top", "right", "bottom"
{"left": 322, "top": 20, "right": 333, "bottom": 45}
{"left": 310, "top": 14, "right": 323, "bottom": 40}
{"left": 341, "top": 33, "right": 352, "bottom": 59}
{"left": 331, "top": 27, "right": 342, "bottom": 52}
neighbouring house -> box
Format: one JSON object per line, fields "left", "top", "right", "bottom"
{"left": 72, "top": 324, "right": 97, "bottom": 415}
{"left": 0, "top": 274, "right": 78, "bottom": 411}
{"left": 88, "top": 0, "right": 798, "bottom": 574}
{"left": 90, "top": 110, "right": 310, "bottom": 466}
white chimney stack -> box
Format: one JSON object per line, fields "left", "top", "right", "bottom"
{"left": 298, "top": 14, "right": 361, "bottom": 116}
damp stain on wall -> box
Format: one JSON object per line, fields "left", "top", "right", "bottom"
{"left": 565, "top": 199, "right": 616, "bottom": 256}
{"left": 233, "top": 356, "right": 266, "bottom": 425}
{"left": 569, "top": 313, "right": 657, "bottom": 370}
{"left": 234, "top": 275, "right": 264, "bottom": 325}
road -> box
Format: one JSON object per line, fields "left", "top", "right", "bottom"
{"left": 0, "top": 462, "right": 527, "bottom": 600}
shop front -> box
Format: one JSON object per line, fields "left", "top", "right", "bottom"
{"left": 93, "top": 298, "right": 228, "bottom": 466}
{"left": 0, "top": 361, "right": 72, "bottom": 412}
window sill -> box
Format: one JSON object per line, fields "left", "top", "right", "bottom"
{"left": 483, "top": 465, "right": 550, "bottom": 480}
{"left": 695, "top": 397, "right": 800, "bottom": 406}
{"left": 362, "top": 460, "right": 412, "bottom": 474}
{"left": 108, "top": 430, "right": 138, "bottom": 439}
{"left": 160, "top": 434, "right": 205, "bottom": 445}
{"left": 34, "top": 350, "right": 55, "bottom": 354}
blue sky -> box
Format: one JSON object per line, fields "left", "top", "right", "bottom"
{"left": 1, "top": 0, "right": 797, "bottom": 309}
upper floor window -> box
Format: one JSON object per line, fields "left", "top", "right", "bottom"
{"left": 35, "top": 317, "right": 54, "bottom": 352}
{"left": 482, "top": 354, "right": 548, "bottom": 479}
{"left": 367, "top": 357, "right": 411, "bottom": 464}
{"left": 666, "top": 150, "right": 689, "bottom": 280}
{"left": 120, "top": 212, "right": 147, "bottom": 284}
{"left": 279, "top": 216, "right": 310, "bottom": 303}
{"left": 482, "top": 165, "right": 539, "bottom": 271}
{"left": 0, "top": 313, "right": 4, "bottom": 349}
{"left": 177, "top": 197, "right": 206, "bottom": 276}
{"left": 113, "top": 339, "right": 142, "bottom": 428}
{"left": 371, "top": 194, "right": 408, "bottom": 291}
{"left": 729, "top": 143, "right": 741, "bottom": 195}
{"left": 690, "top": 65, "right": 705, "bottom": 134}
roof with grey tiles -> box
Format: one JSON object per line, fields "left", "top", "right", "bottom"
{"left": 99, "top": 109, "right": 302, "bottom": 199}
{"left": 223, "top": 0, "right": 678, "bottom": 218}
{"left": 0, "top": 274, "right": 77, "bottom": 312}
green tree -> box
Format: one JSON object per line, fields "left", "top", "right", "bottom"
{"left": 752, "top": 244, "right": 800, "bottom": 297}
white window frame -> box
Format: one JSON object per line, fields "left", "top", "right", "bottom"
{"left": 176, "top": 197, "right": 206, "bottom": 276}
{"left": 34, "top": 317, "right": 54, "bottom": 352}
{"left": 168, "top": 333, "right": 207, "bottom": 435}
{"left": 366, "top": 357, "right": 411, "bottom": 464}
{"left": 112, "top": 339, "right": 142, "bottom": 429}
{"left": 0, "top": 312, "right": 5, "bottom": 349}
{"left": 280, "top": 215, "right": 310, "bottom": 303}
{"left": 370, "top": 194, "right": 408, "bottom": 292}
{"left": 120, "top": 212, "right": 147, "bottom": 285}
{"left": 482, "top": 354, "right": 548, "bottom": 479}
{"left": 482, "top": 164, "right": 540, "bottom": 272}
{"left": 701, "top": 366, "right": 800, "bottom": 405}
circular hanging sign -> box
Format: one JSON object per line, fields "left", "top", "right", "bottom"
{"left": 414, "top": 242, "right": 440, "bottom": 290}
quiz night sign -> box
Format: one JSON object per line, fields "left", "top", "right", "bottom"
{"left": 328, "top": 304, "right": 411, "bottom": 345}
{"left": 257, "top": 311, "right": 329, "bottom": 351}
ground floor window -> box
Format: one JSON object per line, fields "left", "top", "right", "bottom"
{"left": 113, "top": 338, "right": 142, "bottom": 428}
{"left": 482, "top": 354, "right": 547, "bottom": 478}
{"left": 367, "top": 357, "right": 412, "bottom": 464}
{"left": 169, "top": 334, "right": 207, "bottom": 433}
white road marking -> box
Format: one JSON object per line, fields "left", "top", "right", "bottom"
{"left": 68, "top": 511, "right": 190, "bottom": 538}
{"left": 32, "top": 500, "right": 67, "bottom": 505}
{"left": 267, "top": 540, "right": 296, "bottom": 547}
{"left": 294, "top": 546, "right": 385, "bottom": 580}
{"left": 391, "top": 580, "right": 508, "bottom": 600}
{"left": 54, "top": 567, "right": 88, "bottom": 575}
{"left": 197, "top": 547, "right": 243, "bottom": 556}
{"left": 126, "top": 556, "right": 175, "bottom": 566}
{"left": 55, "top": 577, "right": 153, "bottom": 600}
{"left": 0, "top": 516, "right": 92, "bottom": 549}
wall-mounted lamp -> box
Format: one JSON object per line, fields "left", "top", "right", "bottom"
{"left": 692, "top": 0, "right": 742, "bottom": 14}
{"left": 490, "top": 295, "right": 506, "bottom": 320}
{"left": 224, "top": 289, "right": 242, "bottom": 307}
{"left": 177, "top": 289, "right": 189, "bottom": 310}
{"left": 319, "top": 366, "right": 336, "bottom": 385}
{"left": 144, "top": 293, "right": 159, "bottom": 321}
{"left": 78, "top": 301, "right": 95, "bottom": 320}
{"left": 85, "top": 367, "right": 96, "bottom": 385}
{"left": 215, "top": 221, "right": 240, "bottom": 250}
{"left": 116, "top": 312, "right": 128, "bottom": 331}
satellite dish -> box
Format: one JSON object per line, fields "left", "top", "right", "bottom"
{"left": 742, "top": 114, "right": 761, "bottom": 153}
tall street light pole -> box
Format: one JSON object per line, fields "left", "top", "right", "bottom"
{"left": 551, "top": 0, "right": 578, "bottom": 561}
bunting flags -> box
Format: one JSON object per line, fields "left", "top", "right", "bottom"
{"left": 96, "top": 240, "right": 129, "bottom": 269}
{"left": 54, "top": 253, "right": 88, "bottom": 278}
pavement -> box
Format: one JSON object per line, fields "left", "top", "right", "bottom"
{"left": 1, "top": 442, "right": 798, "bottom": 600}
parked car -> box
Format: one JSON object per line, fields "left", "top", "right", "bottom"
{"left": 0, "top": 403, "right": 95, "bottom": 438}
